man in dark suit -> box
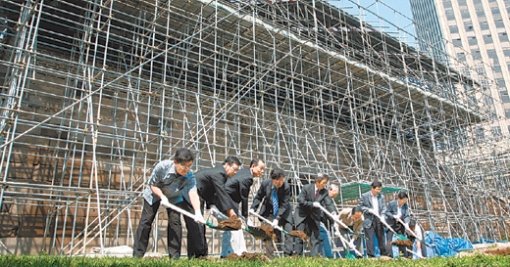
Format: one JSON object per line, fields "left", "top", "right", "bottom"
{"left": 319, "top": 184, "right": 339, "bottom": 258}
{"left": 250, "top": 168, "right": 292, "bottom": 256}
{"left": 189, "top": 156, "right": 242, "bottom": 257}
{"left": 221, "top": 158, "right": 266, "bottom": 257}
{"left": 294, "top": 174, "right": 336, "bottom": 256}
{"left": 385, "top": 190, "right": 410, "bottom": 257}
{"left": 358, "top": 180, "right": 389, "bottom": 257}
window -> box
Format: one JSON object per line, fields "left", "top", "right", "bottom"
{"left": 480, "top": 21, "right": 490, "bottom": 30}
{"left": 457, "top": 52, "right": 466, "bottom": 61}
{"left": 497, "top": 79, "right": 506, "bottom": 88}
{"left": 499, "top": 32, "right": 509, "bottom": 42}
{"left": 468, "top": 37, "right": 477, "bottom": 46}
{"left": 492, "top": 126, "right": 502, "bottom": 137}
{"left": 504, "top": 49, "right": 510, "bottom": 57}
{"left": 505, "top": 109, "right": 510, "bottom": 119}
{"left": 472, "top": 50, "right": 482, "bottom": 60}
{"left": 449, "top": 25, "right": 459, "bottom": 33}
{"left": 500, "top": 92, "right": 510, "bottom": 103}
{"left": 461, "top": 8, "right": 470, "bottom": 19}
{"left": 465, "top": 24, "right": 474, "bottom": 31}
{"left": 487, "top": 49, "right": 497, "bottom": 59}
{"left": 475, "top": 127, "right": 485, "bottom": 142}
{"left": 495, "top": 20, "right": 505, "bottom": 28}
{"left": 492, "top": 7, "right": 501, "bottom": 16}
{"left": 484, "top": 34, "right": 493, "bottom": 44}
{"left": 475, "top": 6, "right": 485, "bottom": 17}
{"left": 446, "top": 8, "right": 455, "bottom": 20}
{"left": 476, "top": 66, "right": 486, "bottom": 76}
{"left": 452, "top": 38, "right": 462, "bottom": 47}
{"left": 501, "top": 91, "right": 510, "bottom": 103}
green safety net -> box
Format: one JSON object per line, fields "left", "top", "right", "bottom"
{"left": 338, "top": 182, "right": 404, "bottom": 202}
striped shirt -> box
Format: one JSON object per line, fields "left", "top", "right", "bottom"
{"left": 142, "top": 159, "right": 196, "bottom": 205}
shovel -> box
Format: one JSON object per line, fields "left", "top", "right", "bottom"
{"left": 316, "top": 204, "right": 363, "bottom": 257}
{"left": 249, "top": 210, "right": 308, "bottom": 241}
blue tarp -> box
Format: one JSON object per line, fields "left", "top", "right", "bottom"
{"left": 424, "top": 231, "right": 473, "bottom": 257}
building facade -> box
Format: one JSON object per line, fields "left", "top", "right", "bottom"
{"left": 409, "top": 0, "right": 448, "bottom": 64}
{"left": 411, "top": 0, "right": 510, "bottom": 140}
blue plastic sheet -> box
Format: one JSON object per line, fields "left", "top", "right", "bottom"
{"left": 424, "top": 231, "right": 473, "bottom": 257}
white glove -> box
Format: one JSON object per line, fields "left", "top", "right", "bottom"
{"left": 348, "top": 239, "right": 355, "bottom": 249}
{"left": 272, "top": 219, "right": 279, "bottom": 227}
{"left": 209, "top": 204, "right": 218, "bottom": 211}
{"left": 393, "top": 214, "right": 400, "bottom": 219}
{"left": 247, "top": 218, "right": 254, "bottom": 227}
{"left": 333, "top": 225, "right": 341, "bottom": 237}
{"left": 312, "top": 202, "right": 321, "bottom": 208}
{"left": 159, "top": 195, "right": 170, "bottom": 208}
{"left": 248, "top": 209, "right": 255, "bottom": 215}
{"left": 368, "top": 208, "right": 377, "bottom": 214}
{"left": 194, "top": 210, "right": 205, "bottom": 224}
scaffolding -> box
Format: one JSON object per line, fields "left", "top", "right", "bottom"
{"left": 0, "top": 0, "right": 508, "bottom": 256}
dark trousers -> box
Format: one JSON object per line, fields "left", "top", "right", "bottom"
{"left": 184, "top": 199, "right": 208, "bottom": 258}
{"left": 184, "top": 216, "right": 208, "bottom": 258}
{"left": 133, "top": 199, "right": 160, "bottom": 257}
{"left": 295, "top": 217, "right": 321, "bottom": 256}
{"left": 281, "top": 219, "right": 295, "bottom": 256}
{"left": 133, "top": 199, "right": 205, "bottom": 258}
{"left": 364, "top": 218, "right": 388, "bottom": 257}
{"left": 386, "top": 223, "right": 405, "bottom": 258}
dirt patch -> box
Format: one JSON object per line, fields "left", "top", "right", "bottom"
{"left": 259, "top": 223, "right": 276, "bottom": 240}
{"left": 392, "top": 239, "right": 413, "bottom": 248}
{"left": 246, "top": 226, "right": 272, "bottom": 240}
{"left": 289, "top": 230, "right": 308, "bottom": 241}
{"left": 481, "top": 247, "right": 510, "bottom": 256}
{"left": 224, "top": 252, "right": 270, "bottom": 262}
{"left": 225, "top": 253, "right": 240, "bottom": 260}
{"left": 241, "top": 252, "right": 270, "bottom": 261}
{"left": 217, "top": 217, "right": 242, "bottom": 230}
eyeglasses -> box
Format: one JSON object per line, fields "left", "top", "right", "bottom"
{"left": 230, "top": 165, "right": 240, "bottom": 172}
{"left": 177, "top": 162, "right": 193, "bottom": 170}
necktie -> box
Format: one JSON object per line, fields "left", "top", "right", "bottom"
{"left": 315, "top": 189, "right": 320, "bottom": 200}
{"left": 272, "top": 187, "right": 279, "bottom": 217}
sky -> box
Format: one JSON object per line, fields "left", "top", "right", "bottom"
{"left": 328, "top": 0, "right": 417, "bottom": 47}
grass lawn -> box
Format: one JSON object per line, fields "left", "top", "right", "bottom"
{"left": 1, "top": 255, "right": 510, "bottom": 267}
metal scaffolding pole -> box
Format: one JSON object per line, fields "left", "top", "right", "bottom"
{"left": 0, "top": 0, "right": 508, "bottom": 256}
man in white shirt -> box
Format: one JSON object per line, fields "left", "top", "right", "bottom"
{"left": 407, "top": 218, "right": 426, "bottom": 259}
